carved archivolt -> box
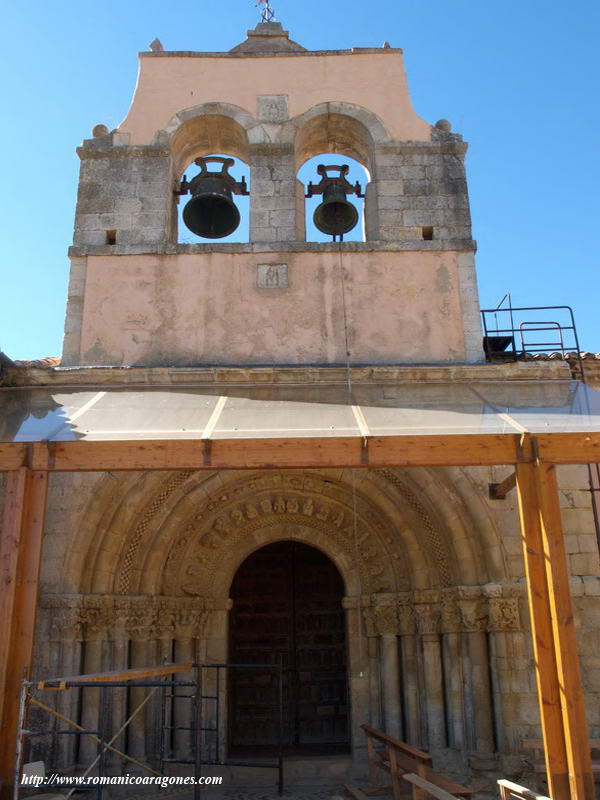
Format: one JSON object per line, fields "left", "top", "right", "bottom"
{"left": 40, "top": 594, "right": 211, "bottom": 642}
{"left": 153, "top": 471, "right": 410, "bottom": 597}
{"left": 363, "top": 585, "right": 522, "bottom": 636}
{"left": 374, "top": 468, "right": 452, "bottom": 587}
{"left": 118, "top": 470, "right": 195, "bottom": 594}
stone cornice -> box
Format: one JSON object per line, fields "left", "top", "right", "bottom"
{"left": 67, "top": 239, "right": 477, "bottom": 257}
{"left": 2, "top": 360, "right": 572, "bottom": 389}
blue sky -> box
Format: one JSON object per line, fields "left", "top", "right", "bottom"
{"left": 1, "top": 0, "right": 599, "bottom": 359}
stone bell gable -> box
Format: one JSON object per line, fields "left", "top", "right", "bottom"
{"left": 63, "top": 21, "right": 481, "bottom": 368}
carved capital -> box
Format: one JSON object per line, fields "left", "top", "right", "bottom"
{"left": 363, "top": 608, "right": 378, "bottom": 638}
{"left": 440, "top": 597, "right": 462, "bottom": 633}
{"left": 414, "top": 603, "right": 441, "bottom": 635}
{"left": 488, "top": 597, "right": 521, "bottom": 632}
{"left": 398, "top": 602, "right": 416, "bottom": 635}
{"left": 457, "top": 598, "right": 488, "bottom": 632}
{"left": 50, "top": 606, "right": 83, "bottom": 642}
{"left": 373, "top": 605, "right": 399, "bottom": 637}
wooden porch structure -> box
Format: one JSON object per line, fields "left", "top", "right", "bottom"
{"left": 1, "top": 428, "right": 600, "bottom": 800}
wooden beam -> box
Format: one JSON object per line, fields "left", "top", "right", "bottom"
{"left": 36, "top": 662, "right": 194, "bottom": 689}
{"left": 0, "top": 434, "right": 520, "bottom": 473}
{"left": 536, "top": 433, "right": 600, "bottom": 465}
{"left": 516, "top": 460, "right": 594, "bottom": 800}
{"left": 1, "top": 432, "right": 600, "bottom": 473}
{"left": 0, "top": 469, "right": 48, "bottom": 798}
{"left": 489, "top": 471, "right": 517, "bottom": 500}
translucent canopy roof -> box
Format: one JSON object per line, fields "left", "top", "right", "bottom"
{"left": 1, "top": 380, "right": 599, "bottom": 443}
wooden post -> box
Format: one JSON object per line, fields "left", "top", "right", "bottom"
{"left": 516, "top": 459, "right": 594, "bottom": 800}
{"left": 0, "top": 468, "right": 49, "bottom": 798}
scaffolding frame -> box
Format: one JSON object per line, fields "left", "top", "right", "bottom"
{"left": 15, "top": 662, "right": 284, "bottom": 800}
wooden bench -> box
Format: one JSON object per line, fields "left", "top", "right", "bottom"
{"left": 522, "top": 739, "right": 600, "bottom": 776}
{"left": 498, "top": 779, "right": 551, "bottom": 800}
{"left": 361, "top": 724, "right": 473, "bottom": 800}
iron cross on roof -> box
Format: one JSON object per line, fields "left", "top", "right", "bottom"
{"left": 256, "top": 0, "right": 275, "bottom": 22}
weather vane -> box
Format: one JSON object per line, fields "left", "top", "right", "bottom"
{"left": 256, "top": 0, "right": 275, "bottom": 22}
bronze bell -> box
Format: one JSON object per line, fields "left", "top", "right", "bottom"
{"left": 306, "top": 164, "right": 364, "bottom": 239}
{"left": 178, "top": 156, "right": 249, "bottom": 239}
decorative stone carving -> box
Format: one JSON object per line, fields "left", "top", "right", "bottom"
{"left": 40, "top": 595, "right": 211, "bottom": 641}
{"left": 488, "top": 598, "right": 521, "bottom": 632}
{"left": 374, "top": 468, "right": 452, "bottom": 587}
{"left": 118, "top": 471, "right": 194, "bottom": 593}
{"left": 373, "top": 605, "right": 399, "bottom": 637}
{"left": 440, "top": 594, "right": 462, "bottom": 633}
{"left": 457, "top": 597, "right": 488, "bottom": 632}
{"left": 363, "top": 608, "right": 378, "bottom": 638}
{"left": 415, "top": 604, "right": 441, "bottom": 635}
{"left": 162, "top": 473, "right": 405, "bottom": 596}
{"left": 398, "top": 599, "right": 416, "bottom": 635}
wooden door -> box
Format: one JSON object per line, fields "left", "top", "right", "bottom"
{"left": 228, "top": 541, "right": 349, "bottom": 752}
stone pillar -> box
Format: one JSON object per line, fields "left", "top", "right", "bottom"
{"left": 204, "top": 601, "right": 231, "bottom": 763}
{"left": 458, "top": 596, "right": 495, "bottom": 761}
{"left": 440, "top": 594, "right": 465, "bottom": 752}
{"left": 108, "top": 601, "right": 130, "bottom": 762}
{"left": 398, "top": 601, "right": 420, "bottom": 746}
{"left": 486, "top": 592, "right": 522, "bottom": 764}
{"left": 344, "top": 597, "right": 371, "bottom": 761}
{"left": 415, "top": 601, "right": 446, "bottom": 751}
{"left": 370, "top": 600, "right": 402, "bottom": 739}
{"left": 79, "top": 605, "right": 107, "bottom": 763}
{"left": 363, "top": 609, "right": 382, "bottom": 731}
{"left": 47, "top": 600, "right": 83, "bottom": 769}
{"left": 381, "top": 635, "right": 402, "bottom": 739}
{"left": 126, "top": 604, "right": 157, "bottom": 762}
{"left": 249, "top": 144, "right": 304, "bottom": 243}
{"left": 174, "top": 603, "right": 208, "bottom": 759}
{"left": 174, "top": 635, "right": 195, "bottom": 757}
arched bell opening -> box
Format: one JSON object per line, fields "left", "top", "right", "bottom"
{"left": 295, "top": 111, "right": 378, "bottom": 242}
{"left": 176, "top": 153, "right": 250, "bottom": 244}
{"left": 298, "top": 154, "right": 369, "bottom": 243}
{"left": 228, "top": 540, "right": 350, "bottom": 756}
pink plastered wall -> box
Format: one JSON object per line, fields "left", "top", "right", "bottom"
{"left": 119, "top": 52, "right": 430, "bottom": 145}
{"left": 78, "top": 250, "right": 469, "bottom": 366}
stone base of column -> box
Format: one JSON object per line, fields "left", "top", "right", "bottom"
{"left": 467, "top": 752, "right": 498, "bottom": 771}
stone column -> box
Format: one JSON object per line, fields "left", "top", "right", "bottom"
{"left": 415, "top": 601, "right": 446, "bottom": 751}
{"left": 79, "top": 602, "right": 108, "bottom": 763}
{"left": 204, "top": 601, "right": 231, "bottom": 763}
{"left": 440, "top": 593, "right": 465, "bottom": 752}
{"left": 249, "top": 144, "right": 304, "bottom": 243}
{"left": 126, "top": 604, "right": 157, "bottom": 762}
{"left": 108, "top": 600, "right": 130, "bottom": 762}
{"left": 362, "top": 608, "right": 382, "bottom": 731}
{"left": 487, "top": 592, "right": 522, "bottom": 764}
{"left": 369, "top": 599, "right": 402, "bottom": 739}
{"left": 46, "top": 599, "right": 83, "bottom": 769}
{"left": 398, "top": 600, "right": 421, "bottom": 746}
{"left": 344, "top": 596, "right": 371, "bottom": 760}
{"left": 458, "top": 595, "right": 495, "bottom": 761}
{"left": 174, "top": 603, "right": 208, "bottom": 759}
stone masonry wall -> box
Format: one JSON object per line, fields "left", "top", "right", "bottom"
{"left": 73, "top": 134, "right": 172, "bottom": 248}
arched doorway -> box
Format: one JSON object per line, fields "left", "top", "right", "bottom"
{"left": 228, "top": 540, "right": 350, "bottom": 755}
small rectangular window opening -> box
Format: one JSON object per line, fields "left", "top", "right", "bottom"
{"left": 422, "top": 226, "right": 434, "bottom": 241}
{"left": 106, "top": 230, "right": 117, "bottom": 245}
